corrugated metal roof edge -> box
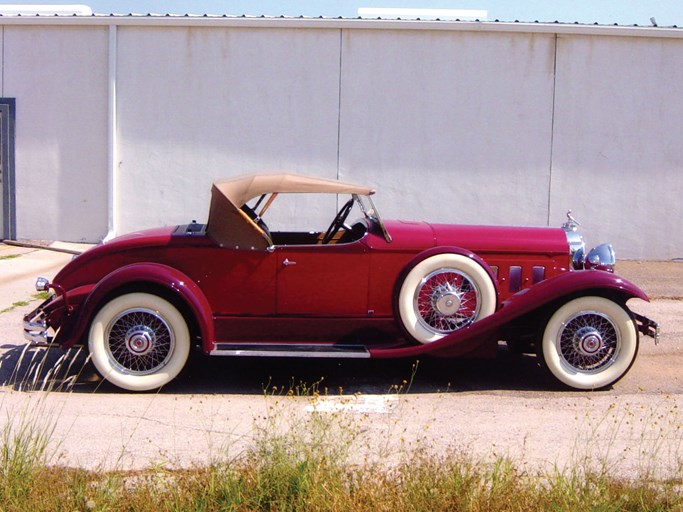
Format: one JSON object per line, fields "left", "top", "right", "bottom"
{"left": 0, "top": 13, "right": 680, "bottom": 38}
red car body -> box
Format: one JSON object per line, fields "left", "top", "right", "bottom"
{"left": 23, "top": 173, "right": 659, "bottom": 391}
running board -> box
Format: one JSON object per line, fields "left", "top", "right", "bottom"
{"left": 210, "top": 343, "right": 371, "bottom": 358}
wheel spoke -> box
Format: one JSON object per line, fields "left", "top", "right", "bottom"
{"left": 558, "top": 311, "right": 619, "bottom": 373}
{"left": 105, "top": 308, "right": 175, "bottom": 376}
{"left": 414, "top": 268, "right": 481, "bottom": 334}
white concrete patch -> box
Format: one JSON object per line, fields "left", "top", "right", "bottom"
{"left": 304, "top": 394, "right": 398, "bottom": 414}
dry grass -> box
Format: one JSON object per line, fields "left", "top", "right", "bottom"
{"left": 1, "top": 352, "right": 683, "bottom": 511}
{"left": 0, "top": 291, "right": 51, "bottom": 314}
{"left": 2, "top": 439, "right": 681, "bottom": 511}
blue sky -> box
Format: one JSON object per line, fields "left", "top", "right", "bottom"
{"left": 5, "top": 1, "right": 683, "bottom": 26}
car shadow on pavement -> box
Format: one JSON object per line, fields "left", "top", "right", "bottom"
{"left": 0, "top": 343, "right": 95, "bottom": 392}
{"left": 0, "top": 342, "right": 553, "bottom": 394}
{"left": 169, "top": 347, "right": 552, "bottom": 395}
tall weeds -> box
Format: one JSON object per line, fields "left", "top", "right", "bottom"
{"left": 0, "top": 411, "right": 55, "bottom": 507}
{"left": 1, "top": 351, "right": 682, "bottom": 510}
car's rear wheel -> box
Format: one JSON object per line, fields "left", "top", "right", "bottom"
{"left": 539, "top": 296, "right": 638, "bottom": 390}
{"left": 88, "top": 292, "right": 190, "bottom": 391}
{"left": 397, "top": 253, "right": 496, "bottom": 344}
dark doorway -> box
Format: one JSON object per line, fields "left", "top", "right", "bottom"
{"left": 0, "top": 98, "right": 16, "bottom": 240}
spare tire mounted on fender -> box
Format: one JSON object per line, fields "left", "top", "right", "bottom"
{"left": 397, "top": 253, "right": 497, "bottom": 344}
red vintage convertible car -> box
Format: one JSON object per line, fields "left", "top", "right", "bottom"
{"left": 24, "top": 173, "right": 659, "bottom": 391}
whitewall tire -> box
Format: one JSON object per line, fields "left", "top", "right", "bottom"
{"left": 540, "top": 296, "right": 638, "bottom": 390}
{"left": 88, "top": 292, "right": 191, "bottom": 391}
{"left": 397, "top": 253, "right": 496, "bottom": 344}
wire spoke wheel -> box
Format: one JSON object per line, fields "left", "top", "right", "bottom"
{"left": 89, "top": 292, "right": 191, "bottom": 391}
{"left": 106, "top": 308, "right": 175, "bottom": 375}
{"left": 558, "top": 311, "right": 618, "bottom": 373}
{"left": 415, "top": 269, "right": 479, "bottom": 333}
{"left": 541, "top": 296, "right": 638, "bottom": 390}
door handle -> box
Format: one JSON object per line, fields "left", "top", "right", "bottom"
{"left": 282, "top": 258, "right": 297, "bottom": 266}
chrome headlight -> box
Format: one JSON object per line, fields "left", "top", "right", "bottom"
{"left": 561, "top": 211, "right": 615, "bottom": 272}
{"left": 584, "top": 243, "right": 616, "bottom": 272}
{"left": 571, "top": 246, "right": 585, "bottom": 270}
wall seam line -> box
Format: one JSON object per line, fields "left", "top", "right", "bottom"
{"left": 336, "top": 27, "right": 343, "bottom": 183}
{"left": 104, "top": 24, "right": 117, "bottom": 241}
{"left": 547, "top": 32, "right": 559, "bottom": 226}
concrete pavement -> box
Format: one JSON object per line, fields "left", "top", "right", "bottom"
{"left": 0, "top": 241, "right": 93, "bottom": 312}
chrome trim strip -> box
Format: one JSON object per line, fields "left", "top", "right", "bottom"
{"left": 210, "top": 343, "right": 371, "bottom": 358}
{"left": 23, "top": 331, "right": 51, "bottom": 343}
{"left": 23, "top": 319, "right": 46, "bottom": 330}
{"left": 23, "top": 318, "right": 51, "bottom": 343}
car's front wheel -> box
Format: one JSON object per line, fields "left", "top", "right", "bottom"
{"left": 88, "top": 292, "right": 191, "bottom": 391}
{"left": 539, "top": 296, "right": 638, "bottom": 390}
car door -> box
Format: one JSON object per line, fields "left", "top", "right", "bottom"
{"left": 275, "top": 242, "right": 370, "bottom": 316}
{"left": 197, "top": 247, "right": 278, "bottom": 315}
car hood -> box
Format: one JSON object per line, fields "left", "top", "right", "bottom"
{"left": 428, "top": 222, "right": 569, "bottom": 255}
{"left": 380, "top": 220, "right": 568, "bottom": 255}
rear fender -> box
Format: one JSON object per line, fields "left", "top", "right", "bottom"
{"left": 61, "top": 263, "right": 214, "bottom": 350}
{"left": 373, "top": 270, "right": 648, "bottom": 359}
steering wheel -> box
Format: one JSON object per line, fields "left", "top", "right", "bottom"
{"left": 322, "top": 198, "right": 354, "bottom": 244}
{"left": 241, "top": 204, "right": 271, "bottom": 238}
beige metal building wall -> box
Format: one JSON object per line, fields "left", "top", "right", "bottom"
{"left": 2, "top": 17, "right": 682, "bottom": 259}
{"left": 551, "top": 34, "right": 683, "bottom": 260}
{"left": 3, "top": 25, "right": 109, "bottom": 242}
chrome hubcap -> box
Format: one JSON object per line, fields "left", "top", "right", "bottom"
{"left": 105, "top": 308, "right": 175, "bottom": 375}
{"left": 434, "top": 291, "right": 461, "bottom": 316}
{"left": 125, "top": 326, "right": 155, "bottom": 356}
{"left": 559, "top": 311, "right": 619, "bottom": 373}
{"left": 574, "top": 326, "right": 603, "bottom": 356}
{"left": 414, "top": 268, "right": 480, "bottom": 334}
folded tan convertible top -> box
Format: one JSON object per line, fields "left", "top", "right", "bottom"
{"left": 207, "top": 173, "right": 375, "bottom": 250}
{"left": 213, "top": 173, "right": 375, "bottom": 206}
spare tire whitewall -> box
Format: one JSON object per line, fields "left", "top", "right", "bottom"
{"left": 88, "top": 292, "right": 191, "bottom": 391}
{"left": 540, "top": 296, "right": 638, "bottom": 390}
{"left": 397, "top": 253, "right": 497, "bottom": 344}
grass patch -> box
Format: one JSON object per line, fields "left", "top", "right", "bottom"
{"left": 1, "top": 430, "right": 682, "bottom": 511}
{"left": 2, "top": 359, "right": 682, "bottom": 510}
{"left": 0, "top": 292, "right": 51, "bottom": 314}
{"left": 32, "top": 291, "right": 51, "bottom": 301}
{"left": 0, "top": 301, "right": 30, "bottom": 314}
{"left": 0, "top": 254, "right": 20, "bottom": 261}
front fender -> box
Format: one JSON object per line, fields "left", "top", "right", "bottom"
{"left": 372, "top": 270, "right": 648, "bottom": 359}
{"left": 496, "top": 270, "right": 649, "bottom": 322}
{"left": 60, "top": 263, "right": 214, "bottom": 349}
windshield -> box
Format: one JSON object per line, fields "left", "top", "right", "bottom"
{"left": 354, "top": 194, "right": 392, "bottom": 243}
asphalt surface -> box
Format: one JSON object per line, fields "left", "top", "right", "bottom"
{"left": 0, "top": 242, "right": 682, "bottom": 478}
